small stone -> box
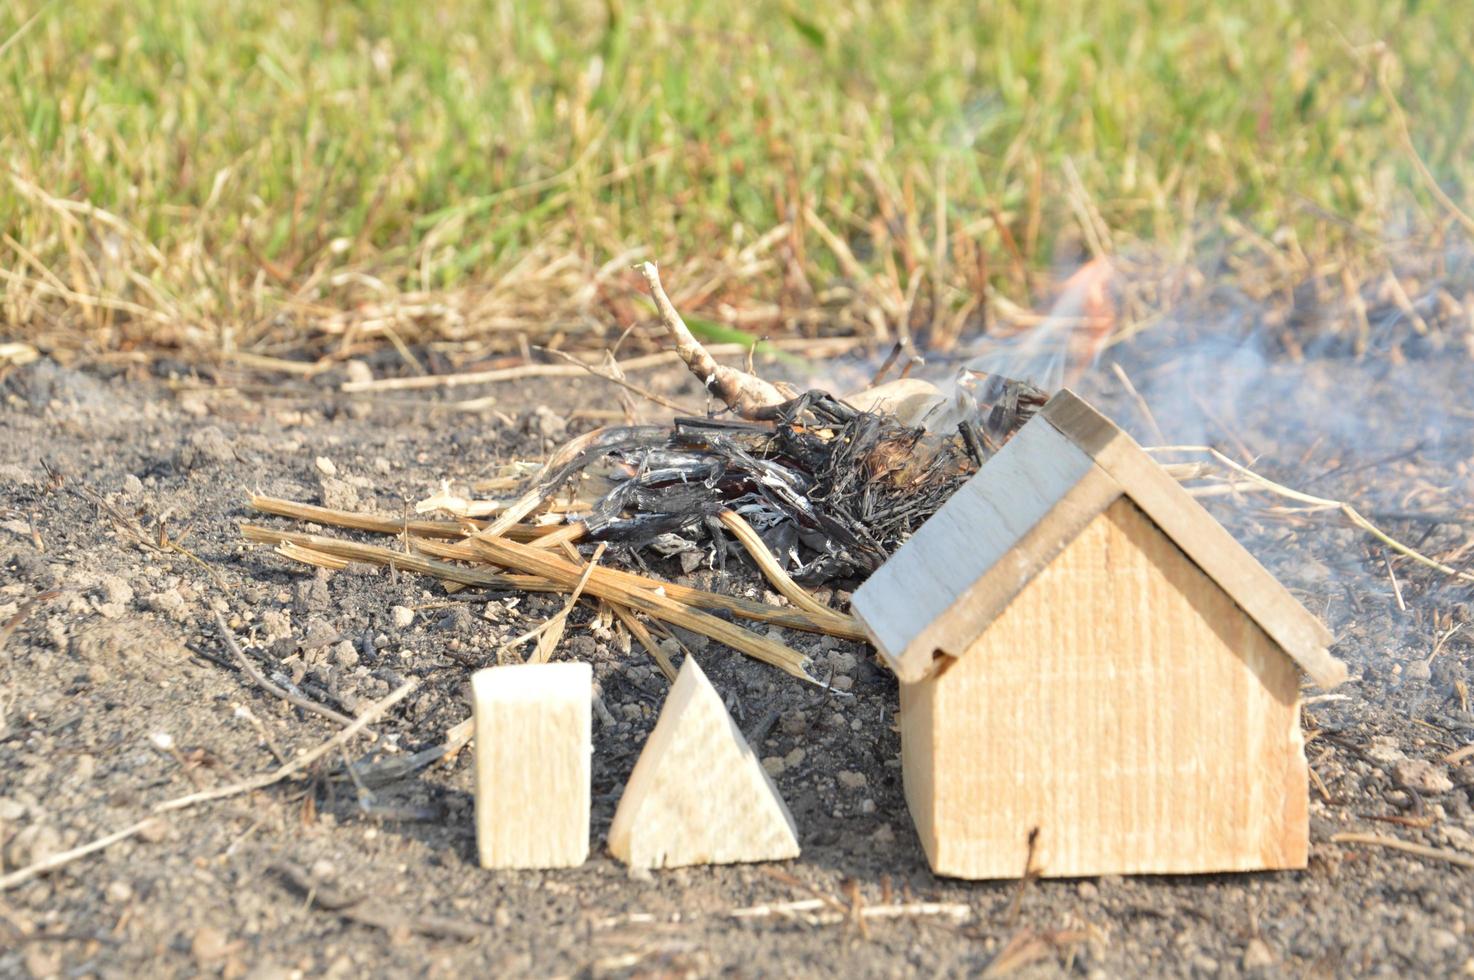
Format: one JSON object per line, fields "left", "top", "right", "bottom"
{"left": 105, "top": 879, "right": 134, "bottom": 904}
{"left": 390, "top": 605, "right": 415, "bottom": 629}
{"left": 23, "top": 946, "right": 61, "bottom": 979}
{"left": 187, "top": 425, "right": 234, "bottom": 464}
{"left": 122, "top": 474, "right": 144, "bottom": 497}
{"left": 309, "top": 858, "right": 337, "bottom": 882}
{"left": 5, "top": 822, "right": 63, "bottom": 868}
{"left": 1242, "top": 938, "right": 1275, "bottom": 969}
{"left": 98, "top": 574, "right": 134, "bottom": 606}
{"left": 870, "top": 824, "right": 895, "bottom": 844}
{"left": 137, "top": 818, "right": 169, "bottom": 843}
{"left": 319, "top": 477, "right": 359, "bottom": 511}
{"left": 827, "top": 651, "right": 859, "bottom": 673}
{"left": 0, "top": 798, "right": 26, "bottom": 821}
{"left": 527, "top": 405, "right": 567, "bottom": 441}
{"left": 1077, "top": 881, "right": 1099, "bottom": 900}
{"left": 192, "top": 925, "right": 231, "bottom": 965}
{"left": 147, "top": 588, "right": 188, "bottom": 621}
{"left": 73, "top": 754, "right": 97, "bottom": 783}
{"left": 344, "top": 360, "right": 373, "bottom": 386}
{"left": 859, "top": 798, "right": 876, "bottom": 814}
{"left": 301, "top": 619, "right": 338, "bottom": 651}
{"left": 761, "top": 756, "right": 786, "bottom": 777}
{"left": 837, "top": 770, "right": 867, "bottom": 790}
{"left": 784, "top": 747, "right": 806, "bottom": 769}
{"left": 779, "top": 709, "right": 808, "bottom": 736}
{"left": 1392, "top": 759, "right": 1454, "bottom": 795}
{"left": 832, "top": 675, "right": 854, "bottom": 692}
{"left": 1365, "top": 737, "right": 1405, "bottom": 764}
{"left": 1191, "top": 953, "right": 1219, "bottom": 974}
{"left": 314, "top": 456, "right": 338, "bottom": 477}
{"left": 331, "top": 641, "right": 359, "bottom": 669}
{"left": 1429, "top": 928, "right": 1460, "bottom": 952}
{"left": 1443, "top": 826, "right": 1474, "bottom": 853}
{"left": 1402, "top": 660, "right": 1433, "bottom": 683}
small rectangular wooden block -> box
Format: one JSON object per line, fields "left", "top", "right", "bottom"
{"left": 472, "top": 662, "right": 591, "bottom": 869}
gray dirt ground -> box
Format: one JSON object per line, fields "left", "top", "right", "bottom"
{"left": 1, "top": 338, "right": 1472, "bottom": 978}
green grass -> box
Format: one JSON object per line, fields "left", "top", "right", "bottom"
{"left": 1, "top": 0, "right": 1471, "bottom": 358}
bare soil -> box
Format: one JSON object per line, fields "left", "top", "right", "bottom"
{"left": 1, "top": 344, "right": 1472, "bottom": 978}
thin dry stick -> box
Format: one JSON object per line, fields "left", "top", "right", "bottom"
{"left": 728, "top": 898, "right": 971, "bottom": 921}
{"left": 717, "top": 509, "right": 851, "bottom": 623}
{"left": 1377, "top": 60, "right": 1474, "bottom": 240}
{"left": 1109, "top": 362, "right": 1167, "bottom": 446}
{"left": 276, "top": 541, "right": 349, "bottom": 570}
{"left": 536, "top": 346, "right": 700, "bottom": 415}
{"left": 214, "top": 611, "right": 361, "bottom": 731}
{"left": 0, "top": 680, "right": 416, "bottom": 891}
{"left": 340, "top": 349, "right": 681, "bottom": 393}
{"left": 609, "top": 603, "right": 678, "bottom": 682}
{"left": 249, "top": 494, "right": 554, "bottom": 542}
{"left": 1332, "top": 831, "right": 1474, "bottom": 870}
{"left": 637, "top": 261, "right": 786, "bottom": 418}
{"left": 464, "top": 536, "right": 816, "bottom": 681}
{"left": 1147, "top": 446, "right": 1474, "bottom": 584}
{"left": 242, "top": 522, "right": 856, "bottom": 637}
{"left": 530, "top": 542, "right": 605, "bottom": 664}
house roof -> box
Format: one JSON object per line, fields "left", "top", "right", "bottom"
{"left": 852, "top": 390, "right": 1345, "bottom": 688}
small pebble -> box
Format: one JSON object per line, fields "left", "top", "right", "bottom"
{"left": 837, "top": 770, "right": 867, "bottom": 790}
{"left": 122, "top": 473, "right": 144, "bottom": 497}
{"left": 779, "top": 709, "right": 808, "bottom": 736}
{"left": 1242, "top": 938, "right": 1275, "bottom": 969}
{"left": 1392, "top": 759, "right": 1453, "bottom": 795}
{"left": 761, "top": 756, "right": 786, "bottom": 777}
{"left": 105, "top": 880, "right": 134, "bottom": 904}
{"left": 314, "top": 456, "right": 338, "bottom": 477}
{"left": 784, "top": 747, "right": 806, "bottom": 768}
{"left": 331, "top": 640, "right": 359, "bottom": 669}
{"left": 390, "top": 605, "right": 415, "bottom": 629}
{"left": 832, "top": 675, "right": 854, "bottom": 692}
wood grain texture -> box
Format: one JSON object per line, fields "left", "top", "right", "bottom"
{"left": 904, "top": 499, "right": 1308, "bottom": 879}
{"left": 608, "top": 657, "right": 800, "bottom": 869}
{"left": 472, "top": 662, "right": 591, "bottom": 870}
{"left": 853, "top": 416, "right": 1119, "bottom": 682}
{"left": 1040, "top": 390, "right": 1343, "bottom": 688}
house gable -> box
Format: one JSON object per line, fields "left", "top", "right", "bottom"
{"left": 853, "top": 389, "right": 1345, "bottom": 688}
{"left": 904, "top": 497, "right": 1309, "bottom": 878}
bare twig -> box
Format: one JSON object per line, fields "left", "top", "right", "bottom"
{"left": 271, "top": 861, "right": 485, "bottom": 941}
{"left": 0, "top": 680, "right": 415, "bottom": 891}
{"left": 214, "top": 612, "right": 362, "bottom": 731}
{"left": 536, "top": 346, "right": 699, "bottom": 414}
{"left": 1332, "top": 831, "right": 1474, "bottom": 870}
{"left": 340, "top": 349, "right": 680, "bottom": 393}
{"left": 717, "top": 510, "right": 849, "bottom": 623}
{"left": 637, "top": 261, "right": 786, "bottom": 418}
{"left": 728, "top": 898, "right": 970, "bottom": 923}
{"left": 1148, "top": 446, "right": 1474, "bottom": 584}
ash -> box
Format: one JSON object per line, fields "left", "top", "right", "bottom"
{"left": 552, "top": 384, "right": 1044, "bottom": 583}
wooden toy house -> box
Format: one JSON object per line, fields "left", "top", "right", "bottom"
{"left": 852, "top": 390, "right": 1345, "bottom": 879}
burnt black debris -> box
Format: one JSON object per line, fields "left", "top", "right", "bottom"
{"left": 543, "top": 381, "right": 1046, "bottom": 584}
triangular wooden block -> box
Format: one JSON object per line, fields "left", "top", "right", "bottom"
{"left": 609, "top": 657, "right": 800, "bottom": 869}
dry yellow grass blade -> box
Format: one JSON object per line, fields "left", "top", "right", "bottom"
{"left": 249, "top": 495, "right": 556, "bottom": 543}
{"left": 717, "top": 509, "right": 850, "bottom": 623}
{"left": 461, "top": 536, "right": 815, "bottom": 682}
{"left": 408, "top": 537, "right": 862, "bottom": 639}
{"left": 240, "top": 522, "right": 818, "bottom": 681}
